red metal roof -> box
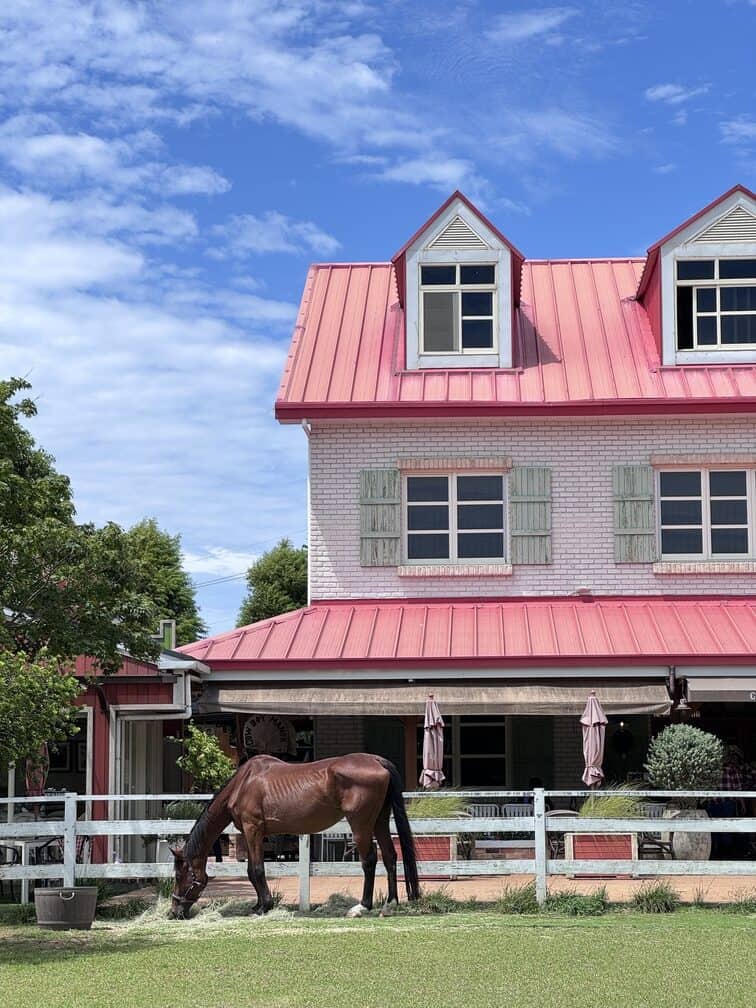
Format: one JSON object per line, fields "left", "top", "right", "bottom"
{"left": 275, "top": 257, "right": 756, "bottom": 421}
{"left": 178, "top": 596, "right": 756, "bottom": 670}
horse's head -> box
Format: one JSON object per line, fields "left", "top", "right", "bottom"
{"left": 168, "top": 845, "right": 208, "bottom": 919}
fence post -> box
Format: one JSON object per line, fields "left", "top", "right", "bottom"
{"left": 63, "top": 792, "right": 77, "bottom": 888}
{"left": 533, "top": 788, "right": 547, "bottom": 906}
{"left": 298, "top": 833, "right": 311, "bottom": 912}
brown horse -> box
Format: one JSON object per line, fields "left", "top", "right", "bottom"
{"left": 169, "top": 753, "right": 420, "bottom": 919}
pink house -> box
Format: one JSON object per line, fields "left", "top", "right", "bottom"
{"left": 181, "top": 186, "right": 756, "bottom": 789}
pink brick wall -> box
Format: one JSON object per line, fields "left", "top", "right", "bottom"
{"left": 308, "top": 416, "right": 756, "bottom": 599}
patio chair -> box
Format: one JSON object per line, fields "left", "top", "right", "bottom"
{"left": 0, "top": 844, "right": 20, "bottom": 901}
{"left": 638, "top": 803, "right": 674, "bottom": 860}
{"left": 467, "top": 803, "right": 501, "bottom": 818}
{"left": 503, "top": 803, "right": 534, "bottom": 818}
{"left": 546, "top": 809, "right": 575, "bottom": 859}
{"left": 319, "top": 830, "right": 357, "bottom": 862}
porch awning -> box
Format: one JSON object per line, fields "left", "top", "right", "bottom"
{"left": 196, "top": 683, "right": 671, "bottom": 717}
{"left": 687, "top": 677, "right": 756, "bottom": 703}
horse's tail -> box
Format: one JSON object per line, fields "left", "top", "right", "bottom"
{"left": 378, "top": 758, "right": 420, "bottom": 902}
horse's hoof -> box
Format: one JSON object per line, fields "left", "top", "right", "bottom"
{"left": 379, "top": 900, "right": 398, "bottom": 917}
{"left": 346, "top": 903, "right": 369, "bottom": 918}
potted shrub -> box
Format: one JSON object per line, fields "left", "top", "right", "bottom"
{"left": 565, "top": 791, "right": 641, "bottom": 876}
{"left": 396, "top": 795, "right": 468, "bottom": 863}
{"left": 156, "top": 799, "right": 206, "bottom": 863}
{"left": 164, "top": 724, "right": 235, "bottom": 860}
{"left": 644, "top": 724, "right": 724, "bottom": 861}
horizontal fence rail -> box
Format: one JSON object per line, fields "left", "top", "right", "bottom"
{"left": 1, "top": 790, "right": 754, "bottom": 906}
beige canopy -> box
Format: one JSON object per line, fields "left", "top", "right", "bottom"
{"left": 686, "top": 677, "right": 756, "bottom": 703}
{"left": 196, "top": 682, "right": 671, "bottom": 717}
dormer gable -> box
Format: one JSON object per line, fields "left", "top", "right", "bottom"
{"left": 638, "top": 185, "right": 756, "bottom": 365}
{"left": 392, "top": 192, "right": 524, "bottom": 371}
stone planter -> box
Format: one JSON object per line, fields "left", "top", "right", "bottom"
{"left": 35, "top": 887, "right": 98, "bottom": 930}
{"left": 565, "top": 833, "right": 637, "bottom": 877}
{"left": 665, "top": 808, "right": 712, "bottom": 861}
{"left": 156, "top": 838, "right": 174, "bottom": 863}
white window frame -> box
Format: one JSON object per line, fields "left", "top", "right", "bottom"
{"left": 657, "top": 467, "right": 754, "bottom": 561}
{"left": 419, "top": 263, "right": 498, "bottom": 355}
{"left": 403, "top": 471, "right": 508, "bottom": 565}
{"left": 675, "top": 257, "right": 756, "bottom": 351}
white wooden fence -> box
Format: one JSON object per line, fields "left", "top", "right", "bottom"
{"left": 1, "top": 789, "right": 754, "bottom": 908}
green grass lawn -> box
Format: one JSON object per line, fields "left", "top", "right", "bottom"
{"left": 1, "top": 909, "right": 754, "bottom": 1008}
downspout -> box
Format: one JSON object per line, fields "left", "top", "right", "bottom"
{"left": 301, "top": 419, "right": 312, "bottom": 606}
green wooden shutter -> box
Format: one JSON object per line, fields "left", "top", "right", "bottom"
{"left": 510, "top": 467, "right": 551, "bottom": 564}
{"left": 359, "top": 469, "right": 401, "bottom": 567}
{"left": 613, "top": 465, "right": 658, "bottom": 562}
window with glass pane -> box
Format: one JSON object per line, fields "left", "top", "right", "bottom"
{"left": 456, "top": 475, "right": 505, "bottom": 559}
{"left": 420, "top": 263, "right": 496, "bottom": 353}
{"left": 406, "top": 476, "right": 450, "bottom": 560}
{"left": 676, "top": 259, "right": 756, "bottom": 350}
{"left": 405, "top": 472, "right": 506, "bottom": 563}
{"left": 659, "top": 469, "right": 752, "bottom": 558}
{"left": 659, "top": 471, "right": 703, "bottom": 555}
{"left": 709, "top": 470, "right": 749, "bottom": 554}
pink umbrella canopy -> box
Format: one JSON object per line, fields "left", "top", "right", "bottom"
{"left": 580, "top": 692, "right": 608, "bottom": 787}
{"left": 419, "top": 694, "right": 445, "bottom": 790}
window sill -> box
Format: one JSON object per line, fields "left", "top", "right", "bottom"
{"left": 397, "top": 563, "right": 513, "bottom": 578}
{"left": 653, "top": 561, "right": 756, "bottom": 575}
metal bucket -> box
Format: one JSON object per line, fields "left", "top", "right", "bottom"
{"left": 34, "top": 887, "right": 98, "bottom": 930}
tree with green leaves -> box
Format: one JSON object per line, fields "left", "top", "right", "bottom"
{"left": 124, "top": 518, "right": 206, "bottom": 646}
{"left": 0, "top": 650, "right": 82, "bottom": 770}
{"left": 237, "top": 538, "right": 307, "bottom": 626}
{"left": 0, "top": 377, "right": 160, "bottom": 765}
{"left": 0, "top": 377, "right": 159, "bottom": 671}
{"left": 170, "top": 723, "right": 235, "bottom": 791}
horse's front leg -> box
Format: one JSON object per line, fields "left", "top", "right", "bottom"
{"left": 243, "top": 828, "right": 275, "bottom": 914}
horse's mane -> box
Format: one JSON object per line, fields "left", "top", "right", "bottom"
{"left": 183, "top": 771, "right": 237, "bottom": 860}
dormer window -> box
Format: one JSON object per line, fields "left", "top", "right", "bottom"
{"left": 420, "top": 264, "right": 496, "bottom": 353}
{"left": 676, "top": 258, "right": 756, "bottom": 350}
{"left": 394, "top": 192, "right": 523, "bottom": 371}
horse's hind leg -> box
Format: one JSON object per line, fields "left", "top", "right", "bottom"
{"left": 345, "top": 820, "right": 377, "bottom": 918}
{"left": 243, "top": 827, "right": 275, "bottom": 914}
{"left": 373, "top": 804, "right": 398, "bottom": 910}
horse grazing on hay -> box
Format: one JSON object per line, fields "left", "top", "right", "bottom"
{"left": 169, "top": 753, "right": 420, "bottom": 919}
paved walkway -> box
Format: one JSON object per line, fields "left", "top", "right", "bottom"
{"left": 203, "top": 873, "right": 756, "bottom": 906}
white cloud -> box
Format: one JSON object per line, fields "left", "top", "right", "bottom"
{"left": 0, "top": 182, "right": 305, "bottom": 636}
{"left": 183, "top": 548, "right": 259, "bottom": 579}
{"left": 379, "top": 156, "right": 483, "bottom": 193}
{"left": 0, "top": 120, "right": 231, "bottom": 196}
{"left": 494, "top": 110, "right": 616, "bottom": 161}
{"left": 158, "top": 165, "right": 231, "bottom": 196}
{"left": 644, "top": 83, "right": 709, "bottom": 106}
{"left": 487, "top": 7, "right": 578, "bottom": 42}
{"left": 653, "top": 163, "right": 676, "bottom": 174}
{"left": 720, "top": 116, "right": 756, "bottom": 144}
{"left": 213, "top": 211, "right": 341, "bottom": 257}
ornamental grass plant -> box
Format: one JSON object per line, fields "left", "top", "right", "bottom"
{"left": 404, "top": 795, "right": 468, "bottom": 819}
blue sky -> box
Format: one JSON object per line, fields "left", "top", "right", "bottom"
{"left": 1, "top": 1, "right": 754, "bottom": 636}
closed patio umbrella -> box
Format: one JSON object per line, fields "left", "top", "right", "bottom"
{"left": 419, "top": 693, "right": 445, "bottom": 790}
{"left": 25, "top": 743, "right": 49, "bottom": 798}
{"left": 580, "top": 692, "right": 607, "bottom": 788}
